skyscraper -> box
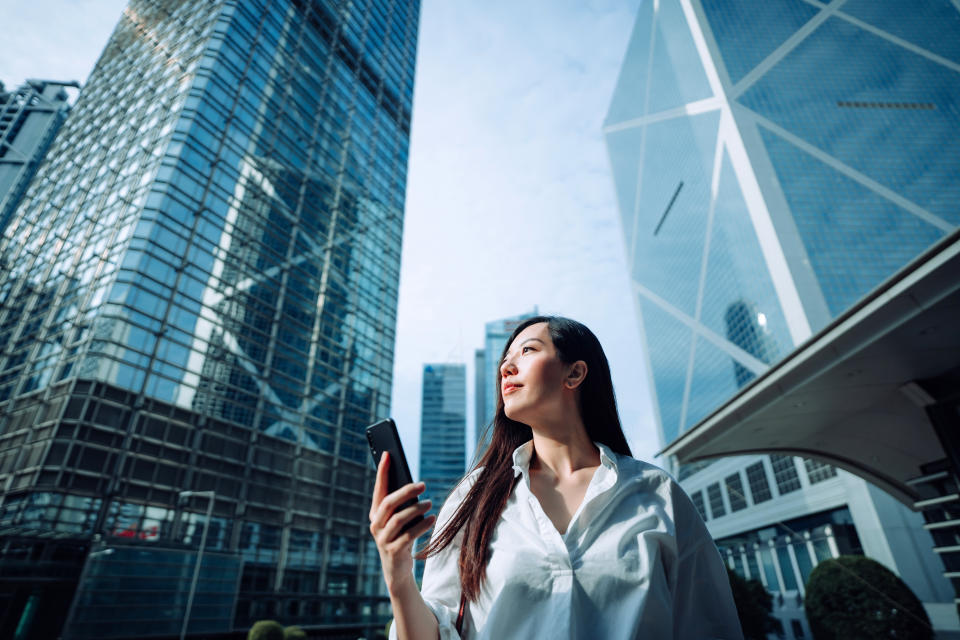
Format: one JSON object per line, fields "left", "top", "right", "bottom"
{"left": 606, "top": 0, "right": 958, "bottom": 636}
{"left": 416, "top": 363, "right": 466, "bottom": 581}
{"left": 473, "top": 309, "right": 537, "bottom": 454}
{"left": 418, "top": 363, "right": 467, "bottom": 512}
{"left": 0, "top": 0, "right": 419, "bottom": 638}
{"left": 0, "top": 79, "right": 78, "bottom": 234}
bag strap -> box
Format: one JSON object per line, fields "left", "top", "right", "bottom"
{"left": 455, "top": 592, "right": 467, "bottom": 635}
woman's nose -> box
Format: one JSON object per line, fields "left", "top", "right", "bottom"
{"left": 500, "top": 358, "right": 517, "bottom": 378}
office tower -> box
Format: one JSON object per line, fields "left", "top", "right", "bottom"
{"left": 473, "top": 347, "right": 485, "bottom": 457}
{"left": 0, "top": 0, "right": 419, "bottom": 638}
{"left": 0, "top": 80, "right": 78, "bottom": 234}
{"left": 473, "top": 309, "right": 538, "bottom": 452}
{"left": 606, "top": 1, "right": 958, "bottom": 636}
{"left": 415, "top": 363, "right": 466, "bottom": 579}
{"left": 418, "top": 364, "right": 467, "bottom": 507}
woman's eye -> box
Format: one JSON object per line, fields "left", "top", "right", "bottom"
{"left": 522, "top": 346, "right": 534, "bottom": 354}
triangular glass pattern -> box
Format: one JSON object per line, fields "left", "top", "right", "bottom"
{"left": 700, "top": 0, "right": 818, "bottom": 85}
{"left": 739, "top": 16, "right": 960, "bottom": 226}
{"left": 842, "top": 0, "right": 960, "bottom": 67}
{"left": 646, "top": 0, "right": 714, "bottom": 115}
{"left": 639, "top": 296, "right": 693, "bottom": 444}
{"left": 760, "top": 128, "right": 946, "bottom": 317}
{"left": 699, "top": 150, "right": 793, "bottom": 362}
{"left": 606, "top": 0, "right": 657, "bottom": 127}
{"left": 605, "top": 125, "right": 648, "bottom": 241}
{"left": 685, "top": 335, "right": 749, "bottom": 431}
{"left": 631, "top": 110, "right": 720, "bottom": 318}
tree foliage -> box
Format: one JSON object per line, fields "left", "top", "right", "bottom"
{"left": 804, "top": 555, "right": 933, "bottom": 640}
{"left": 727, "top": 568, "right": 778, "bottom": 640}
{"left": 283, "top": 625, "right": 307, "bottom": 640}
{"left": 248, "top": 620, "right": 285, "bottom": 640}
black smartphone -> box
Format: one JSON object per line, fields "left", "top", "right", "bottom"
{"left": 366, "top": 418, "right": 424, "bottom": 532}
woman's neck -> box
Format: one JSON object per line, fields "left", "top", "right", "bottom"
{"left": 529, "top": 426, "right": 600, "bottom": 479}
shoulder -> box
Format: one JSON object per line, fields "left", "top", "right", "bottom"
{"left": 611, "top": 452, "right": 677, "bottom": 494}
{"left": 611, "top": 454, "right": 710, "bottom": 542}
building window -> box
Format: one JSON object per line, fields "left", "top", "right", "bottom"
{"left": 691, "top": 490, "right": 708, "bottom": 521}
{"left": 707, "top": 482, "right": 726, "bottom": 518}
{"left": 771, "top": 455, "right": 802, "bottom": 495}
{"left": 746, "top": 461, "right": 772, "bottom": 504}
{"left": 804, "top": 458, "right": 837, "bottom": 484}
{"left": 725, "top": 473, "right": 748, "bottom": 511}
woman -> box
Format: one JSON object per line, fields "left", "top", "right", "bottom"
{"left": 369, "top": 316, "right": 742, "bottom": 639}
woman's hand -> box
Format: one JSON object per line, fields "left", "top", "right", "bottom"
{"left": 369, "top": 451, "right": 437, "bottom": 594}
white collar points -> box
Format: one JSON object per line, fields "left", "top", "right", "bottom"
{"left": 509, "top": 440, "right": 620, "bottom": 478}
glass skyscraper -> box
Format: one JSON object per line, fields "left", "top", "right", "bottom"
{"left": 606, "top": 0, "right": 958, "bottom": 636}
{"left": 0, "top": 0, "right": 418, "bottom": 638}
{"left": 472, "top": 309, "right": 537, "bottom": 453}
{"left": 415, "top": 363, "right": 466, "bottom": 580}
{"left": 0, "top": 80, "right": 78, "bottom": 234}
{"left": 418, "top": 364, "right": 466, "bottom": 513}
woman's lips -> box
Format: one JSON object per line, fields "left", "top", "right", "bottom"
{"left": 502, "top": 383, "right": 522, "bottom": 395}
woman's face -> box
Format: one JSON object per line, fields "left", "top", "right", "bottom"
{"left": 499, "top": 322, "right": 569, "bottom": 424}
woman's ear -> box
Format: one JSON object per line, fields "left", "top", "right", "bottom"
{"left": 564, "top": 361, "right": 588, "bottom": 389}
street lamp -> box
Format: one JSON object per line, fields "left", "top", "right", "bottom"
{"left": 177, "top": 490, "right": 215, "bottom": 640}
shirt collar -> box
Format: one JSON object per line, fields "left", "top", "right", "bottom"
{"left": 511, "top": 440, "right": 620, "bottom": 478}
{"left": 511, "top": 440, "right": 534, "bottom": 478}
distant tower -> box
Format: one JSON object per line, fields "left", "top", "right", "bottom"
{"left": 724, "top": 299, "right": 778, "bottom": 387}
{"left": 417, "top": 363, "right": 466, "bottom": 580}
{"left": 419, "top": 363, "right": 467, "bottom": 507}
{"left": 473, "top": 308, "right": 538, "bottom": 454}
{"left": 0, "top": 79, "right": 78, "bottom": 233}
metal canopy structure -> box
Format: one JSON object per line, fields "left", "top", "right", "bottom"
{"left": 660, "top": 230, "right": 960, "bottom": 506}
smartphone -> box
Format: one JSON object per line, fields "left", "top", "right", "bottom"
{"left": 366, "top": 418, "right": 424, "bottom": 532}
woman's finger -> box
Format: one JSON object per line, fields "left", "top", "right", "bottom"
{"left": 372, "top": 481, "right": 427, "bottom": 529}
{"left": 387, "top": 513, "right": 437, "bottom": 551}
{"left": 379, "top": 499, "right": 433, "bottom": 543}
{"left": 369, "top": 451, "right": 390, "bottom": 520}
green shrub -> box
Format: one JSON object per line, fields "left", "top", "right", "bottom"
{"left": 283, "top": 625, "right": 307, "bottom": 640}
{"left": 727, "top": 568, "right": 777, "bottom": 640}
{"left": 248, "top": 620, "right": 285, "bottom": 640}
{"left": 804, "top": 555, "right": 933, "bottom": 640}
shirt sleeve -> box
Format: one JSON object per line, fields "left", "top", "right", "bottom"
{"left": 670, "top": 482, "right": 745, "bottom": 640}
{"left": 389, "top": 472, "right": 477, "bottom": 640}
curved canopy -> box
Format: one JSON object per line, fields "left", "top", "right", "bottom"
{"left": 660, "top": 231, "right": 960, "bottom": 506}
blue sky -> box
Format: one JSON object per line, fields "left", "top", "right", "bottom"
{"left": 2, "top": 0, "right": 659, "bottom": 476}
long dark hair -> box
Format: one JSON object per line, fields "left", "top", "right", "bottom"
{"left": 418, "top": 315, "right": 632, "bottom": 601}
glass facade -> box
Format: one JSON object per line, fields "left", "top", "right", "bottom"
{"left": 725, "top": 472, "right": 747, "bottom": 512}
{"left": 0, "top": 0, "right": 418, "bottom": 637}
{"left": 718, "top": 507, "right": 863, "bottom": 592}
{"left": 770, "top": 454, "right": 802, "bottom": 496}
{"left": 605, "top": 0, "right": 959, "bottom": 448}
{"left": 0, "top": 80, "right": 77, "bottom": 235}
{"left": 707, "top": 482, "right": 726, "bottom": 518}
{"left": 473, "top": 309, "right": 538, "bottom": 449}
{"left": 416, "top": 363, "right": 466, "bottom": 580}
{"left": 418, "top": 364, "right": 467, "bottom": 509}
{"left": 804, "top": 458, "right": 838, "bottom": 485}
{"left": 746, "top": 460, "right": 772, "bottom": 505}
{"left": 607, "top": 6, "right": 958, "bottom": 631}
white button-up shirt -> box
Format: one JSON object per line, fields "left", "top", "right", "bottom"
{"left": 398, "top": 442, "right": 743, "bottom": 639}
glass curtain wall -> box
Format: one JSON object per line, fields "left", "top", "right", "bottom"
{"left": 0, "top": 0, "right": 419, "bottom": 637}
